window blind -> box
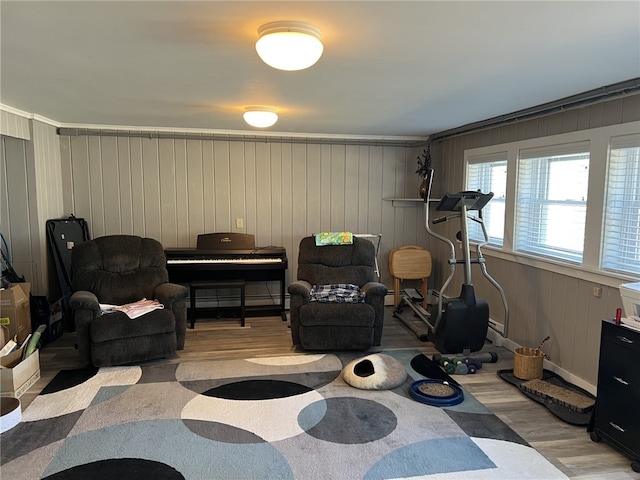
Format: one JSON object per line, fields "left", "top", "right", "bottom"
{"left": 466, "top": 155, "right": 507, "bottom": 245}
{"left": 601, "top": 133, "right": 640, "bottom": 275}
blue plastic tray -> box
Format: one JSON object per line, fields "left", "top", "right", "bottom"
{"left": 409, "top": 379, "right": 464, "bottom": 407}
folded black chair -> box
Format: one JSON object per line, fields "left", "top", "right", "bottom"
{"left": 70, "top": 235, "right": 187, "bottom": 367}
{"left": 288, "top": 236, "right": 388, "bottom": 350}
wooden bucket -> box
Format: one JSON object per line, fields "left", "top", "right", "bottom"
{"left": 513, "top": 347, "right": 544, "bottom": 380}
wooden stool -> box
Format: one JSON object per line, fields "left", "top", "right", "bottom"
{"left": 389, "top": 246, "right": 432, "bottom": 309}
{"left": 189, "top": 279, "right": 246, "bottom": 328}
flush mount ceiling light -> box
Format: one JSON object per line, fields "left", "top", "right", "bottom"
{"left": 255, "top": 21, "right": 323, "bottom": 71}
{"left": 243, "top": 107, "right": 278, "bottom": 128}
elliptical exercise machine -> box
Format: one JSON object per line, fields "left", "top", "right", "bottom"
{"left": 393, "top": 168, "right": 509, "bottom": 363}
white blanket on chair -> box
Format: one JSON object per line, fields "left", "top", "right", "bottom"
{"left": 99, "top": 298, "right": 164, "bottom": 319}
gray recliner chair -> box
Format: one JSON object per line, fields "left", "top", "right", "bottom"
{"left": 69, "top": 235, "right": 188, "bottom": 367}
{"left": 288, "top": 236, "right": 388, "bottom": 350}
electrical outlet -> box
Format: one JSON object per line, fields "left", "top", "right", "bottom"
{"left": 592, "top": 286, "right": 602, "bottom": 298}
{"left": 236, "top": 218, "right": 244, "bottom": 229}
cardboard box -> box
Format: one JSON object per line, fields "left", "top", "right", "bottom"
{"left": 0, "top": 347, "right": 40, "bottom": 398}
{"left": 0, "top": 283, "right": 32, "bottom": 343}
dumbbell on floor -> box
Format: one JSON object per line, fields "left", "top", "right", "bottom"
{"left": 434, "top": 354, "right": 483, "bottom": 375}
{"left": 436, "top": 357, "right": 456, "bottom": 374}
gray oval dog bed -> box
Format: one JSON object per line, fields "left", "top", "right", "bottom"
{"left": 342, "top": 353, "right": 407, "bottom": 390}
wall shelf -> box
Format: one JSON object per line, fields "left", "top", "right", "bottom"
{"left": 384, "top": 198, "right": 440, "bottom": 207}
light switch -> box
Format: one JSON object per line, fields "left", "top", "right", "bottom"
{"left": 236, "top": 218, "right": 244, "bottom": 229}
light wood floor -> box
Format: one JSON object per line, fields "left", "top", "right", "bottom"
{"left": 21, "top": 308, "right": 639, "bottom": 479}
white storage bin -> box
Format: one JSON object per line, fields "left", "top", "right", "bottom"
{"left": 620, "top": 282, "right": 640, "bottom": 318}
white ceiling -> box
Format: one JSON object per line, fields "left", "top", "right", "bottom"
{"left": 1, "top": 1, "right": 639, "bottom": 140}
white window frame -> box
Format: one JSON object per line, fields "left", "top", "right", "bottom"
{"left": 463, "top": 121, "right": 640, "bottom": 287}
{"left": 514, "top": 141, "right": 590, "bottom": 264}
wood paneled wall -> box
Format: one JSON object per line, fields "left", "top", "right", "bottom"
{"left": 58, "top": 135, "right": 430, "bottom": 294}
{"left": 1, "top": 120, "right": 64, "bottom": 295}
{"left": 0, "top": 109, "right": 31, "bottom": 140}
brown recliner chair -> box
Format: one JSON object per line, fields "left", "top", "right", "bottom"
{"left": 69, "top": 235, "right": 188, "bottom": 367}
{"left": 288, "top": 236, "right": 388, "bottom": 351}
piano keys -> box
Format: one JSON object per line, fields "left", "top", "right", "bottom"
{"left": 168, "top": 257, "right": 283, "bottom": 264}
{"left": 164, "top": 233, "right": 288, "bottom": 321}
{"left": 166, "top": 248, "right": 286, "bottom": 266}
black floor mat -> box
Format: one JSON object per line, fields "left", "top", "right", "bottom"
{"left": 497, "top": 369, "right": 595, "bottom": 426}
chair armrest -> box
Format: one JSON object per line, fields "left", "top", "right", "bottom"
{"left": 361, "top": 282, "right": 388, "bottom": 298}
{"left": 69, "top": 290, "right": 101, "bottom": 313}
{"left": 288, "top": 280, "right": 312, "bottom": 300}
{"left": 154, "top": 282, "right": 188, "bottom": 351}
{"left": 362, "top": 282, "right": 388, "bottom": 347}
{"left": 287, "top": 280, "right": 312, "bottom": 347}
{"left": 69, "top": 291, "right": 101, "bottom": 366}
{"left": 154, "top": 282, "right": 188, "bottom": 307}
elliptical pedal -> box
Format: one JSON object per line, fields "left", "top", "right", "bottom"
{"left": 403, "top": 288, "right": 424, "bottom": 303}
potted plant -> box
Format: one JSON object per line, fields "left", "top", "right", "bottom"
{"left": 416, "top": 145, "right": 432, "bottom": 199}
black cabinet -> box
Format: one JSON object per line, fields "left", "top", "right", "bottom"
{"left": 590, "top": 320, "right": 640, "bottom": 472}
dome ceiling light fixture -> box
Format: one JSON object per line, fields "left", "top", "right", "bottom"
{"left": 255, "top": 21, "right": 324, "bottom": 71}
{"left": 243, "top": 106, "right": 278, "bottom": 128}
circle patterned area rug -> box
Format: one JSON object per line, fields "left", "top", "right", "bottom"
{"left": 1, "top": 351, "right": 568, "bottom": 480}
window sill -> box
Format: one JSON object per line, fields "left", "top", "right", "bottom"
{"left": 480, "top": 245, "right": 636, "bottom": 288}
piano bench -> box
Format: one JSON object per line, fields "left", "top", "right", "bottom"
{"left": 189, "top": 279, "right": 246, "bottom": 328}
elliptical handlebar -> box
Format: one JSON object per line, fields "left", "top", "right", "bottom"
{"left": 473, "top": 216, "right": 510, "bottom": 337}
{"left": 422, "top": 169, "right": 456, "bottom": 331}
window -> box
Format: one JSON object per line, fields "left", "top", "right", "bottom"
{"left": 601, "top": 134, "right": 640, "bottom": 276}
{"left": 515, "top": 141, "right": 590, "bottom": 263}
{"left": 466, "top": 155, "right": 507, "bottom": 246}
